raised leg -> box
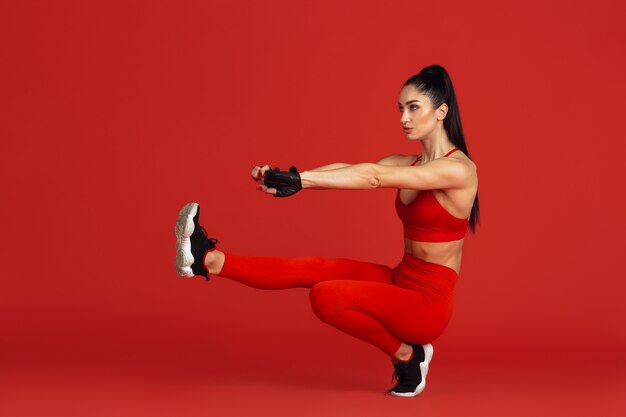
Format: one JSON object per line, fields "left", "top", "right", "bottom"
{"left": 209, "top": 250, "right": 393, "bottom": 290}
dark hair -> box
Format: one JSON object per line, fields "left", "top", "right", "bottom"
{"left": 402, "top": 64, "right": 480, "bottom": 234}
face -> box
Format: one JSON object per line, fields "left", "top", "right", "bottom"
{"left": 397, "top": 85, "right": 447, "bottom": 140}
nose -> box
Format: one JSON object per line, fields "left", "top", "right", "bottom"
{"left": 401, "top": 111, "right": 410, "bottom": 125}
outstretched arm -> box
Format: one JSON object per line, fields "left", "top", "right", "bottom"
{"left": 300, "top": 157, "right": 472, "bottom": 191}
{"left": 300, "top": 163, "right": 379, "bottom": 190}
{"left": 298, "top": 153, "right": 405, "bottom": 190}
{"left": 251, "top": 162, "right": 351, "bottom": 182}
{"left": 308, "top": 162, "right": 352, "bottom": 172}
{"left": 305, "top": 153, "right": 401, "bottom": 174}
{"left": 254, "top": 153, "right": 440, "bottom": 196}
{"left": 251, "top": 162, "right": 376, "bottom": 195}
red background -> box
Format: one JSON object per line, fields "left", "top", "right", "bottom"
{"left": 1, "top": 0, "right": 625, "bottom": 415}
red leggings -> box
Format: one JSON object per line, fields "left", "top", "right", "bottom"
{"left": 216, "top": 251, "right": 458, "bottom": 358}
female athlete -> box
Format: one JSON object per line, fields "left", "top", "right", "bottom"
{"left": 174, "top": 64, "right": 480, "bottom": 397}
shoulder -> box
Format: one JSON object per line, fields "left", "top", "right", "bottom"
{"left": 448, "top": 150, "right": 477, "bottom": 174}
{"left": 375, "top": 153, "right": 421, "bottom": 166}
{"left": 445, "top": 150, "right": 477, "bottom": 186}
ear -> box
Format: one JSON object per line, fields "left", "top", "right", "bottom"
{"left": 436, "top": 103, "right": 449, "bottom": 121}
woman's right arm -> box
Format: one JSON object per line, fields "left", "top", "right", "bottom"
{"left": 308, "top": 162, "right": 352, "bottom": 172}
{"left": 251, "top": 162, "right": 351, "bottom": 183}
{"left": 251, "top": 154, "right": 402, "bottom": 183}
{"left": 309, "top": 153, "right": 410, "bottom": 171}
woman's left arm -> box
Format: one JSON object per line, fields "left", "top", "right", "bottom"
{"left": 300, "top": 163, "right": 379, "bottom": 190}
{"left": 300, "top": 158, "right": 472, "bottom": 190}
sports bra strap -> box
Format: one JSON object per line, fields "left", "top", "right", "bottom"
{"left": 410, "top": 155, "right": 422, "bottom": 166}
{"left": 444, "top": 147, "right": 460, "bottom": 157}
{"left": 411, "top": 147, "right": 459, "bottom": 166}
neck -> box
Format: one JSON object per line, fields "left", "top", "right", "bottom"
{"left": 420, "top": 129, "right": 454, "bottom": 162}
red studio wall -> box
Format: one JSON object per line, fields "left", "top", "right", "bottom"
{"left": 1, "top": 1, "right": 625, "bottom": 416}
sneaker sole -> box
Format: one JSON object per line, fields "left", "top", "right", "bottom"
{"left": 175, "top": 202, "right": 199, "bottom": 277}
{"left": 389, "top": 343, "right": 434, "bottom": 398}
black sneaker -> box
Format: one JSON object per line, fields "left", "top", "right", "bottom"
{"left": 384, "top": 343, "right": 434, "bottom": 397}
{"left": 175, "top": 202, "right": 220, "bottom": 281}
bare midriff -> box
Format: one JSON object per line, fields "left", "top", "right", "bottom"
{"left": 403, "top": 237, "right": 463, "bottom": 276}
{"left": 397, "top": 152, "right": 474, "bottom": 276}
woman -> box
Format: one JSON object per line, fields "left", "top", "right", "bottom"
{"left": 174, "top": 64, "right": 480, "bottom": 397}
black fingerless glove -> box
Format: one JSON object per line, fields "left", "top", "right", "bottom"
{"left": 264, "top": 166, "right": 303, "bottom": 198}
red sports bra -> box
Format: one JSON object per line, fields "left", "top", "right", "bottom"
{"left": 395, "top": 147, "right": 469, "bottom": 242}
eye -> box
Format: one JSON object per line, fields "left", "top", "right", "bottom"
{"left": 410, "top": 105, "right": 418, "bottom": 110}
{"left": 398, "top": 106, "right": 403, "bottom": 112}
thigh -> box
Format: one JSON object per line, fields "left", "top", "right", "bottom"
{"left": 310, "top": 280, "right": 452, "bottom": 344}
{"left": 317, "top": 256, "right": 393, "bottom": 284}
{"left": 219, "top": 252, "right": 393, "bottom": 288}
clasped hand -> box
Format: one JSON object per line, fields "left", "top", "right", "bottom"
{"left": 251, "top": 164, "right": 303, "bottom": 197}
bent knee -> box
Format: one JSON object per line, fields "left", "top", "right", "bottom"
{"left": 309, "top": 281, "right": 344, "bottom": 320}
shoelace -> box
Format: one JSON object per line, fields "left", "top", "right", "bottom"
{"left": 384, "top": 361, "right": 409, "bottom": 395}
{"left": 390, "top": 369, "right": 400, "bottom": 384}
{"left": 199, "top": 226, "right": 220, "bottom": 246}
